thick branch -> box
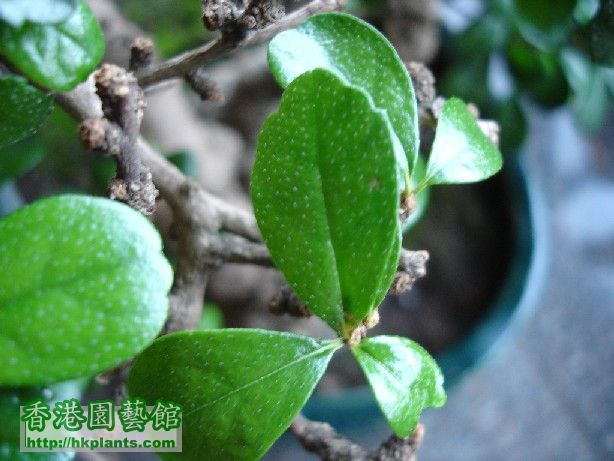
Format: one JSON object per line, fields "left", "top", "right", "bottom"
{"left": 57, "top": 78, "right": 259, "bottom": 331}
{"left": 137, "top": 0, "right": 347, "bottom": 88}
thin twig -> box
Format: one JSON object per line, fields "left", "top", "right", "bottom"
{"left": 136, "top": 0, "right": 347, "bottom": 88}
{"left": 291, "top": 414, "right": 425, "bottom": 461}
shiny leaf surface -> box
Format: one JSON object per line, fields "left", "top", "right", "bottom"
{"left": 0, "top": 195, "right": 173, "bottom": 385}
{"left": 268, "top": 12, "right": 419, "bottom": 170}
{"left": 352, "top": 335, "right": 446, "bottom": 437}
{"left": 252, "top": 69, "right": 402, "bottom": 335}
{"left": 422, "top": 98, "right": 502, "bottom": 187}
{"left": 0, "top": 1, "right": 104, "bottom": 91}
{"left": 128, "top": 329, "right": 341, "bottom": 461}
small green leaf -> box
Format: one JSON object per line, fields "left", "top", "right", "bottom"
{"left": 0, "top": 195, "right": 173, "bottom": 385}
{"left": 0, "top": 0, "right": 77, "bottom": 27}
{"left": 421, "top": 98, "right": 502, "bottom": 188}
{"left": 127, "top": 329, "right": 341, "bottom": 461}
{"left": 352, "top": 335, "right": 446, "bottom": 437}
{"left": 0, "top": 76, "right": 52, "bottom": 150}
{"left": 0, "top": 380, "right": 82, "bottom": 460}
{"left": 252, "top": 69, "right": 402, "bottom": 335}
{"left": 0, "top": 1, "right": 104, "bottom": 91}
{"left": 268, "top": 12, "right": 419, "bottom": 171}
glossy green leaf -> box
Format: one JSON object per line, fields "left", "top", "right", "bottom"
{"left": 421, "top": 98, "right": 503, "bottom": 188}
{"left": 0, "top": 195, "right": 173, "bottom": 385}
{"left": 128, "top": 329, "right": 341, "bottom": 461}
{"left": 0, "top": 76, "right": 52, "bottom": 150}
{"left": 0, "top": 381, "right": 82, "bottom": 461}
{"left": 252, "top": 69, "right": 402, "bottom": 335}
{"left": 352, "top": 335, "right": 446, "bottom": 437}
{"left": 0, "top": 1, "right": 104, "bottom": 91}
{"left": 0, "top": 0, "right": 77, "bottom": 27}
{"left": 268, "top": 12, "right": 419, "bottom": 171}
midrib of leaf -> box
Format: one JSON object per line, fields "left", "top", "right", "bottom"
{"left": 311, "top": 91, "right": 344, "bottom": 328}
{"left": 357, "top": 346, "right": 405, "bottom": 393}
{"left": 185, "top": 340, "right": 341, "bottom": 416}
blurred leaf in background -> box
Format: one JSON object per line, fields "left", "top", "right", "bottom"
{"left": 119, "top": 0, "right": 207, "bottom": 57}
{"left": 440, "top": 0, "right": 614, "bottom": 151}
{"left": 589, "top": 0, "right": 614, "bottom": 66}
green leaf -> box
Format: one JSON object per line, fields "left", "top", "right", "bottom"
{"left": 512, "top": 0, "right": 576, "bottom": 50}
{"left": 127, "top": 329, "right": 341, "bottom": 461}
{"left": 252, "top": 69, "right": 402, "bottom": 335}
{"left": 0, "top": 380, "right": 82, "bottom": 460}
{"left": 573, "top": 0, "right": 600, "bottom": 24}
{"left": 198, "top": 303, "right": 224, "bottom": 330}
{"left": 0, "top": 195, "right": 173, "bottom": 385}
{"left": 0, "top": 1, "right": 104, "bottom": 91}
{"left": 560, "top": 48, "right": 611, "bottom": 132}
{"left": 0, "top": 0, "right": 77, "bottom": 27}
{"left": 421, "top": 98, "right": 502, "bottom": 188}
{"left": 0, "top": 76, "right": 52, "bottom": 150}
{"left": 351, "top": 335, "right": 446, "bottom": 437}
{"left": 268, "top": 12, "right": 419, "bottom": 171}
{"left": 0, "top": 137, "right": 45, "bottom": 183}
{"left": 506, "top": 35, "right": 570, "bottom": 107}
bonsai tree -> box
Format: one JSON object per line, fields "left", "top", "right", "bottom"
{"left": 0, "top": 1, "right": 504, "bottom": 460}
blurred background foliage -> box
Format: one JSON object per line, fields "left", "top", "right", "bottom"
{"left": 438, "top": 0, "right": 614, "bottom": 151}
{"left": 119, "top": 0, "right": 208, "bottom": 57}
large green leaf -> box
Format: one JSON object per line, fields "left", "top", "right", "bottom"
{"left": 252, "top": 69, "right": 402, "bottom": 335}
{"left": 0, "top": 0, "right": 77, "bottom": 27}
{"left": 0, "top": 195, "right": 173, "bottom": 385}
{"left": 0, "top": 1, "right": 104, "bottom": 91}
{"left": 421, "top": 98, "right": 502, "bottom": 188}
{"left": 268, "top": 12, "right": 419, "bottom": 171}
{"left": 0, "top": 76, "right": 52, "bottom": 150}
{"left": 128, "top": 329, "right": 341, "bottom": 461}
{"left": 0, "top": 381, "right": 82, "bottom": 461}
{"left": 352, "top": 335, "right": 446, "bottom": 437}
